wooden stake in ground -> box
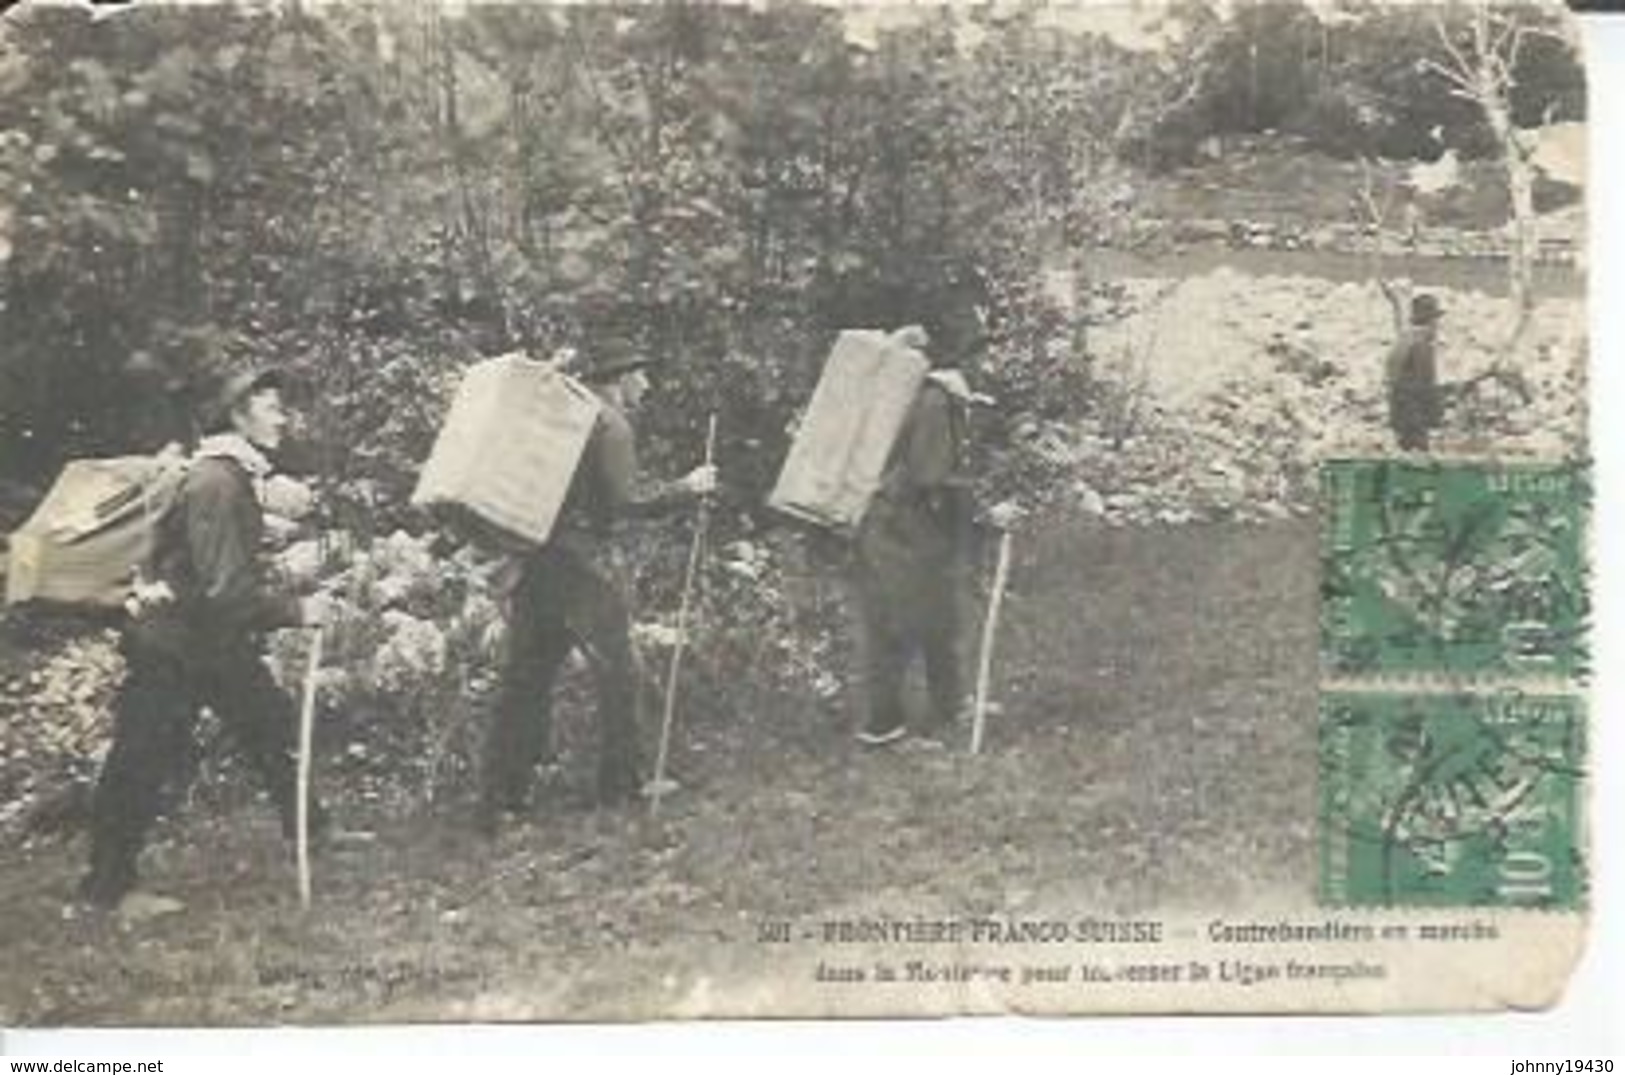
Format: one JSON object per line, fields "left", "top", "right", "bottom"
{"left": 296, "top": 625, "right": 325, "bottom": 909}
{"left": 648, "top": 413, "right": 718, "bottom": 816}
{"left": 970, "top": 528, "right": 1014, "bottom": 755}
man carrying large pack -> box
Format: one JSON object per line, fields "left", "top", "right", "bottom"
{"left": 851, "top": 331, "right": 986, "bottom": 745}
{"left": 769, "top": 307, "right": 992, "bottom": 747}
{"left": 476, "top": 341, "right": 716, "bottom": 836}
{"left": 77, "top": 368, "right": 333, "bottom": 912}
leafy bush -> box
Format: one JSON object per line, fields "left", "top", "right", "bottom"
{"left": 0, "top": 1, "right": 1584, "bottom": 820}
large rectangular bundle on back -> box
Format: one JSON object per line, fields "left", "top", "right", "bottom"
{"left": 768, "top": 329, "right": 929, "bottom": 533}
{"left": 5, "top": 455, "right": 187, "bottom": 608}
{"left": 412, "top": 354, "right": 602, "bottom": 548}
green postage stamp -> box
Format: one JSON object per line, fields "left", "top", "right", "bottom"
{"left": 1320, "top": 459, "right": 1589, "bottom": 681}
{"left": 1319, "top": 689, "right": 1585, "bottom": 909}
{"left": 1318, "top": 458, "right": 1589, "bottom": 910}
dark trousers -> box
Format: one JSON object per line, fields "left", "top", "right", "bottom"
{"left": 1395, "top": 426, "right": 1431, "bottom": 452}
{"left": 82, "top": 633, "right": 318, "bottom": 905}
{"left": 851, "top": 488, "right": 970, "bottom": 736}
{"left": 1389, "top": 384, "right": 1439, "bottom": 453}
{"left": 480, "top": 545, "right": 642, "bottom": 819}
{"left": 852, "top": 496, "right": 968, "bottom": 735}
{"left": 856, "top": 585, "right": 963, "bottom": 735}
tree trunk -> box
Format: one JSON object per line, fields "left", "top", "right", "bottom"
{"left": 437, "top": 14, "right": 494, "bottom": 316}
{"left": 1478, "top": 84, "right": 1535, "bottom": 360}
{"left": 1503, "top": 137, "right": 1537, "bottom": 359}
{"left": 1461, "top": 7, "right": 1537, "bottom": 362}
{"left": 511, "top": 68, "right": 538, "bottom": 260}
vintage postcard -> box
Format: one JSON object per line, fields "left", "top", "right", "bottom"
{"left": 0, "top": 0, "right": 1591, "bottom": 1025}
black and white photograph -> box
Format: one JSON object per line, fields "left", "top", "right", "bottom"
{"left": 0, "top": 0, "right": 1591, "bottom": 1026}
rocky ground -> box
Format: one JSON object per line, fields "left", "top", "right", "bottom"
{"left": 1045, "top": 267, "right": 1586, "bottom": 527}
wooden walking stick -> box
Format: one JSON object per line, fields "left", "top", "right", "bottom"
{"left": 296, "top": 624, "right": 324, "bottom": 909}
{"left": 970, "top": 526, "right": 1014, "bottom": 755}
{"left": 649, "top": 413, "right": 718, "bottom": 817}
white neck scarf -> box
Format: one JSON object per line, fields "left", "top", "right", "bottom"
{"left": 194, "top": 434, "right": 274, "bottom": 504}
{"left": 194, "top": 433, "right": 272, "bottom": 478}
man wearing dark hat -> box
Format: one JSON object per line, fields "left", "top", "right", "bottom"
{"left": 477, "top": 340, "right": 715, "bottom": 835}
{"left": 1386, "top": 292, "right": 1446, "bottom": 452}
{"left": 78, "top": 368, "right": 332, "bottom": 912}
{"left": 852, "top": 320, "right": 991, "bottom": 746}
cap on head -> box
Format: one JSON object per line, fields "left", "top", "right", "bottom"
{"left": 918, "top": 294, "right": 989, "bottom": 371}
{"left": 1410, "top": 293, "right": 1444, "bottom": 325}
{"left": 204, "top": 367, "right": 285, "bottom": 430}
{"left": 584, "top": 338, "right": 654, "bottom": 384}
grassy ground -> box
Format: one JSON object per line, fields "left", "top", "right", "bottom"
{"left": 0, "top": 514, "right": 1319, "bottom": 1025}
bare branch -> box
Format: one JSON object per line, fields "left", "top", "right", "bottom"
{"left": 1418, "top": 57, "right": 1479, "bottom": 100}
{"left": 1490, "top": 12, "right": 1521, "bottom": 63}
{"left": 1504, "top": 22, "right": 1532, "bottom": 75}
{"left": 1354, "top": 155, "right": 1393, "bottom": 231}
{"left": 1353, "top": 154, "right": 1411, "bottom": 335}
{"left": 1428, "top": 9, "right": 1478, "bottom": 85}
{"left": 1107, "top": 30, "right": 1217, "bottom": 150}
{"left": 1520, "top": 24, "right": 1570, "bottom": 47}
{"left": 1470, "top": 2, "right": 1493, "bottom": 61}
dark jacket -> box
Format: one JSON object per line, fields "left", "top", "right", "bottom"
{"left": 552, "top": 397, "right": 688, "bottom": 548}
{"left": 1385, "top": 327, "right": 1443, "bottom": 439}
{"left": 857, "top": 380, "right": 972, "bottom": 602}
{"left": 135, "top": 454, "right": 301, "bottom": 656}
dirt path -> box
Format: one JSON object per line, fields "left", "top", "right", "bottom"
{"left": 0, "top": 517, "right": 1319, "bottom": 1025}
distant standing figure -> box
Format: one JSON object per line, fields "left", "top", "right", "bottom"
{"left": 1385, "top": 293, "right": 1445, "bottom": 452}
